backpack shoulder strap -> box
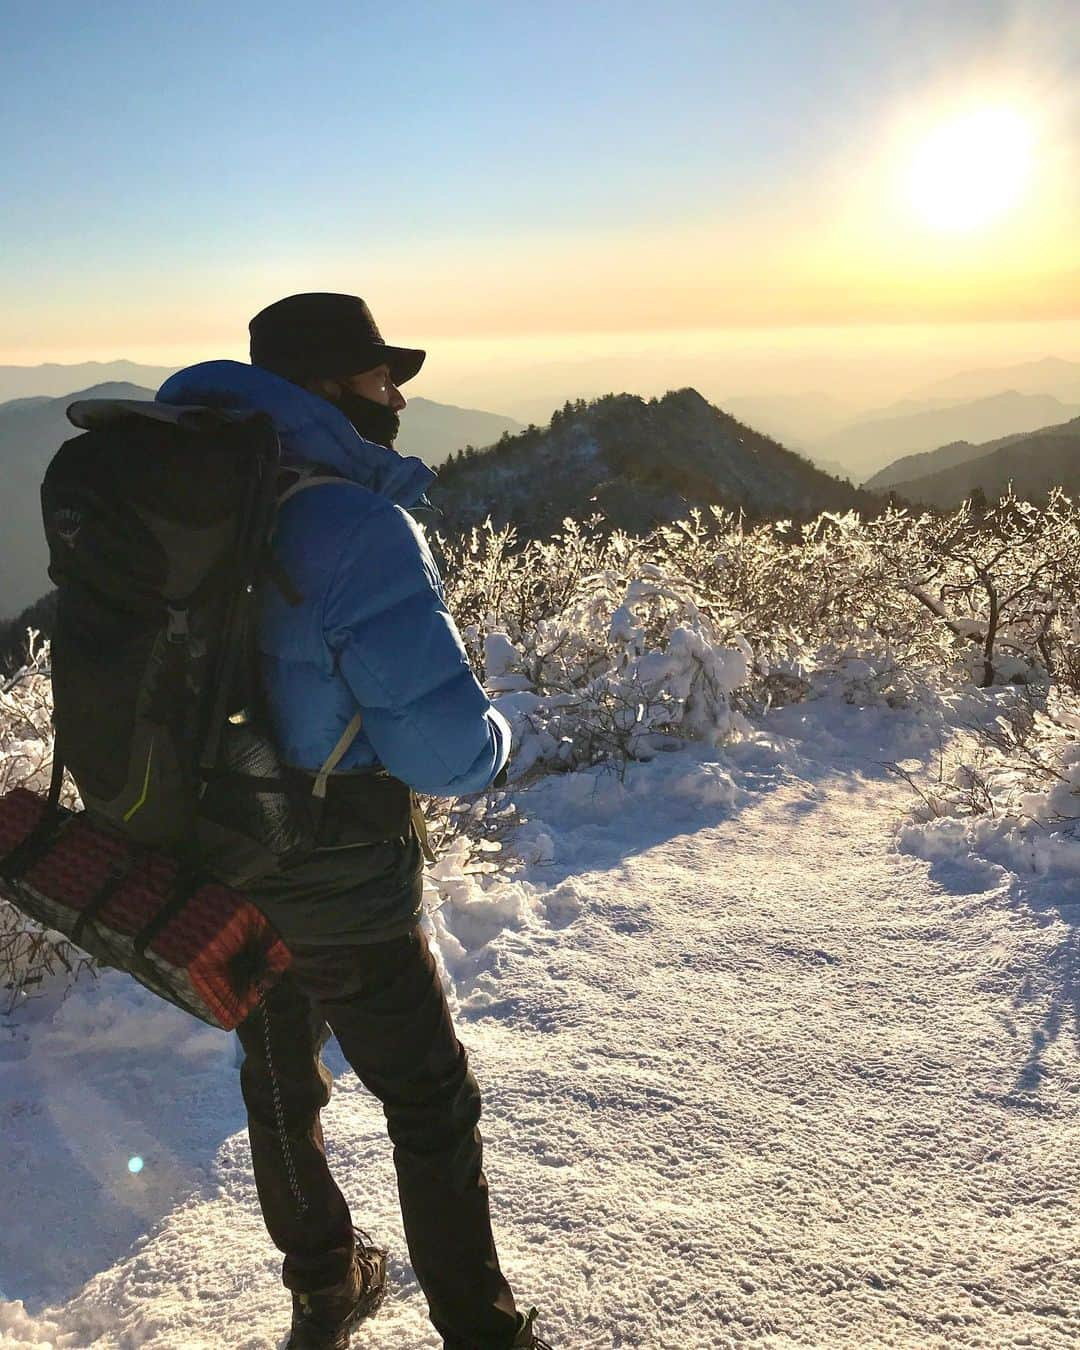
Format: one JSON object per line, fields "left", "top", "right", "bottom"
{"left": 269, "top": 464, "right": 356, "bottom": 607}
{"left": 278, "top": 472, "right": 354, "bottom": 509}
{"left": 275, "top": 460, "right": 354, "bottom": 508}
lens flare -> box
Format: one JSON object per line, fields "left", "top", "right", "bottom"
{"left": 128, "top": 1156, "right": 145, "bottom": 1174}
{"left": 906, "top": 107, "right": 1033, "bottom": 232}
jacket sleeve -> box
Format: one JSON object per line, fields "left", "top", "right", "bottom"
{"left": 322, "top": 500, "right": 512, "bottom": 796}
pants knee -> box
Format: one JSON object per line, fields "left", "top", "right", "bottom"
{"left": 386, "top": 1057, "right": 483, "bottom": 1161}
{"left": 240, "top": 1048, "right": 333, "bottom": 1134}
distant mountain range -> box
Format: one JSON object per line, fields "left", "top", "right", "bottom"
{"left": 429, "top": 388, "right": 876, "bottom": 541}
{"left": 0, "top": 361, "right": 177, "bottom": 403}
{"left": 910, "top": 356, "right": 1080, "bottom": 405}
{"left": 0, "top": 381, "right": 522, "bottom": 620}
{"left": 720, "top": 358, "right": 1080, "bottom": 480}
{"left": 399, "top": 398, "right": 522, "bottom": 464}
{"left": 867, "top": 417, "right": 1080, "bottom": 509}
{"left": 815, "top": 391, "right": 1080, "bottom": 481}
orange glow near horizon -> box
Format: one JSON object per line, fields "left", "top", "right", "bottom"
{"left": 2, "top": 102, "right": 1075, "bottom": 372}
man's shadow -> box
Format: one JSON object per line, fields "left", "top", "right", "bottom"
{"left": 1010, "top": 879, "right": 1079, "bottom": 1098}
{"left": 887, "top": 812, "right": 1079, "bottom": 1103}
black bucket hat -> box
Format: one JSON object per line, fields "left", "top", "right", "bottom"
{"left": 249, "top": 292, "right": 426, "bottom": 385}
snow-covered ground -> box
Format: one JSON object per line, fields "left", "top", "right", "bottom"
{"left": 2, "top": 696, "right": 1078, "bottom": 1349}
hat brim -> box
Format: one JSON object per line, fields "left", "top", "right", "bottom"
{"left": 317, "top": 343, "right": 426, "bottom": 386}
{"left": 383, "top": 345, "right": 426, "bottom": 386}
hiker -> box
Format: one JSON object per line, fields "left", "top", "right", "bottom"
{"left": 155, "top": 293, "right": 550, "bottom": 1350}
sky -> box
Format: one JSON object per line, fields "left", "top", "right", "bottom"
{"left": 2, "top": 0, "right": 1077, "bottom": 411}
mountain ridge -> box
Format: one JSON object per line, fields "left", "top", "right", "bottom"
{"left": 430, "top": 386, "right": 875, "bottom": 541}
{"left": 878, "top": 417, "right": 1080, "bottom": 508}
{"left": 865, "top": 415, "right": 1079, "bottom": 492}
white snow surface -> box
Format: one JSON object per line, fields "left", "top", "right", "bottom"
{"left": 2, "top": 698, "right": 1078, "bottom": 1349}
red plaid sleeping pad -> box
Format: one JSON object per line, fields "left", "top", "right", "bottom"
{"left": 0, "top": 787, "right": 291, "bottom": 1029}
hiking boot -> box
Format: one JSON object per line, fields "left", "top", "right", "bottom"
{"left": 511, "top": 1307, "right": 553, "bottom": 1349}
{"left": 285, "top": 1229, "right": 387, "bottom": 1350}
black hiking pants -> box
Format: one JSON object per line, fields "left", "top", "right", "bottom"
{"left": 235, "top": 926, "right": 520, "bottom": 1350}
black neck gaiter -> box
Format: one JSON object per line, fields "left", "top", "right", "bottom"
{"left": 333, "top": 391, "right": 401, "bottom": 449}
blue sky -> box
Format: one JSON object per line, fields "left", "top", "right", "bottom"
{"left": 1, "top": 0, "right": 1076, "bottom": 394}
{"left": 3, "top": 1, "right": 1032, "bottom": 245}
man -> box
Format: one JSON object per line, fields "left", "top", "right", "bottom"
{"left": 156, "top": 294, "right": 550, "bottom": 1350}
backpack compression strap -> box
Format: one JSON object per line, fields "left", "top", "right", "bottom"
{"left": 311, "top": 712, "right": 364, "bottom": 800}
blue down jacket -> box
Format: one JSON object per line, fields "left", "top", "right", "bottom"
{"left": 156, "top": 361, "right": 511, "bottom": 796}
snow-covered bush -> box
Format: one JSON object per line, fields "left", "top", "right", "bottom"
{"left": 880, "top": 488, "right": 1080, "bottom": 689}
{"left": 895, "top": 683, "right": 1080, "bottom": 878}
{"left": 1048, "top": 597, "right": 1080, "bottom": 694}
{"left": 0, "top": 638, "right": 94, "bottom": 1013}
{"left": 0, "top": 635, "right": 55, "bottom": 798}
{"left": 431, "top": 492, "right": 1080, "bottom": 888}
{"left": 442, "top": 520, "right": 755, "bottom": 778}
{"left": 437, "top": 491, "right": 1080, "bottom": 733}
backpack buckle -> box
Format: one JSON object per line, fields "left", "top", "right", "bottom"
{"left": 166, "top": 606, "right": 189, "bottom": 643}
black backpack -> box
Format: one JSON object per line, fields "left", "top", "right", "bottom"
{"left": 40, "top": 397, "right": 318, "bottom": 885}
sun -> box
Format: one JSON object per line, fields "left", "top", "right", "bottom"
{"left": 906, "top": 107, "right": 1033, "bottom": 233}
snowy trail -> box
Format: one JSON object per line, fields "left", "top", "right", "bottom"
{"left": 2, "top": 701, "right": 1078, "bottom": 1349}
